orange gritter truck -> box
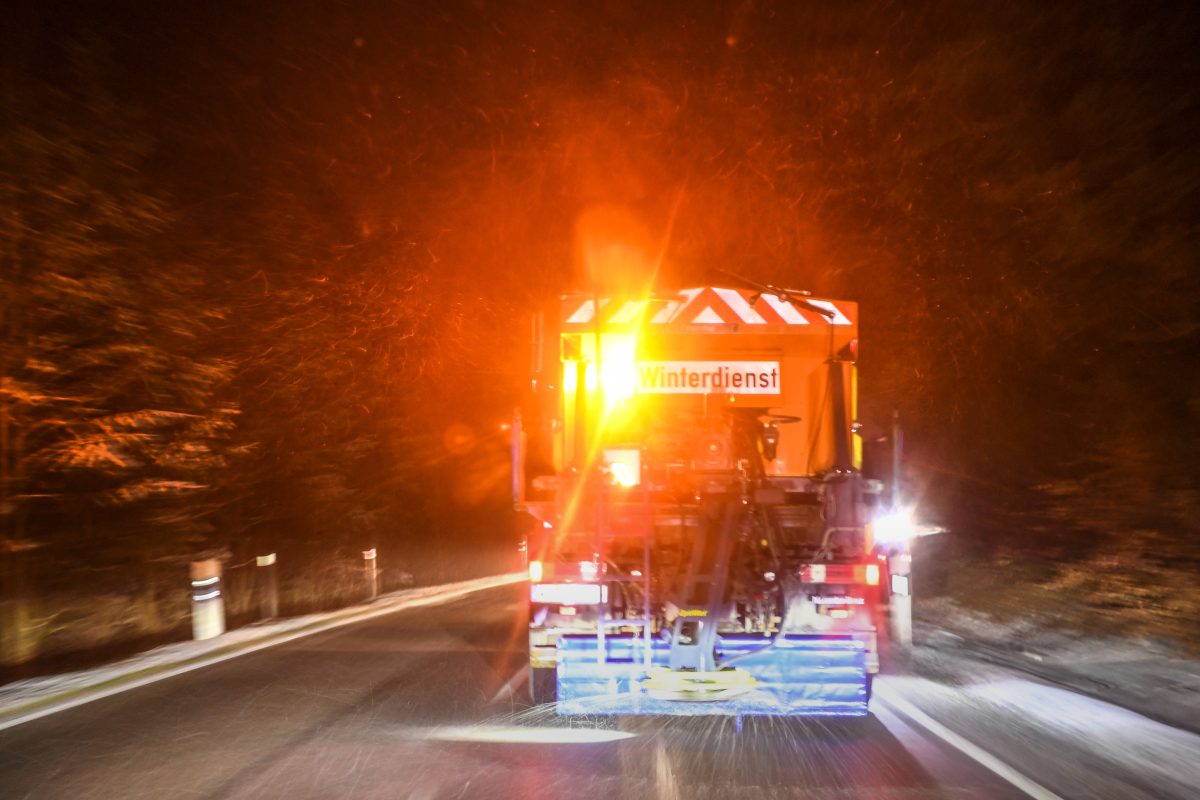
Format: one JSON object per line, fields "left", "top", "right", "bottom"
{"left": 513, "top": 284, "right": 912, "bottom": 717}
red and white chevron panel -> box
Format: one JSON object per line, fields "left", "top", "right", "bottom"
{"left": 561, "top": 287, "right": 854, "bottom": 329}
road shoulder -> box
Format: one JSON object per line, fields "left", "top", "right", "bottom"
{"left": 0, "top": 572, "right": 523, "bottom": 729}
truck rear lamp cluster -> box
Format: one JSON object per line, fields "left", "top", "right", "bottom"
{"left": 801, "top": 563, "right": 881, "bottom": 585}
{"left": 529, "top": 559, "right": 601, "bottom": 583}
{"left": 602, "top": 447, "right": 641, "bottom": 487}
{"left": 530, "top": 583, "right": 604, "bottom": 605}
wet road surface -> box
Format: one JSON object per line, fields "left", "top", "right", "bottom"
{"left": 0, "top": 583, "right": 1191, "bottom": 799}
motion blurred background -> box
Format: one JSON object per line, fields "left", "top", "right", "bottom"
{"left": 1, "top": 0, "right": 1196, "bottom": 673}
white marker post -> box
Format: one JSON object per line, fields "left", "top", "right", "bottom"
{"left": 256, "top": 553, "right": 279, "bottom": 620}
{"left": 190, "top": 559, "right": 225, "bottom": 641}
{"left": 888, "top": 551, "right": 913, "bottom": 647}
{"left": 363, "top": 548, "right": 378, "bottom": 601}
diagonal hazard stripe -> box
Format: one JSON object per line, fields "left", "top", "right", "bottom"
{"left": 561, "top": 288, "right": 852, "bottom": 328}
{"left": 802, "top": 298, "right": 853, "bottom": 325}
{"left": 565, "top": 298, "right": 610, "bottom": 324}
{"left": 713, "top": 288, "right": 768, "bottom": 324}
{"left": 608, "top": 300, "right": 645, "bottom": 324}
{"left": 760, "top": 293, "right": 810, "bottom": 324}
{"left": 677, "top": 288, "right": 739, "bottom": 325}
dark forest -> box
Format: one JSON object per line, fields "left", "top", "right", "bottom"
{"left": 2, "top": 0, "right": 1197, "bottom": 667}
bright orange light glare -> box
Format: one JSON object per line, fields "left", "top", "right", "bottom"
{"left": 603, "top": 448, "right": 641, "bottom": 487}
{"left": 528, "top": 560, "right": 543, "bottom": 582}
{"left": 557, "top": 293, "right": 653, "bottom": 536}
{"left": 575, "top": 205, "right": 655, "bottom": 295}
{"left": 562, "top": 331, "right": 639, "bottom": 391}
{"left": 865, "top": 563, "right": 880, "bottom": 586}
{"left": 560, "top": 332, "right": 637, "bottom": 413}
{"left": 609, "top": 463, "right": 638, "bottom": 486}
{"left": 598, "top": 332, "right": 637, "bottom": 408}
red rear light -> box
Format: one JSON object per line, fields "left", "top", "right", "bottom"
{"left": 528, "top": 561, "right": 543, "bottom": 582}
{"left": 865, "top": 563, "right": 880, "bottom": 586}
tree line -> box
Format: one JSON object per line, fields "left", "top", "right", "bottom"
{"left": 2, "top": 0, "right": 1196, "bottom": 610}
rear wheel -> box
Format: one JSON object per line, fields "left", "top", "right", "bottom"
{"left": 530, "top": 666, "right": 557, "bottom": 705}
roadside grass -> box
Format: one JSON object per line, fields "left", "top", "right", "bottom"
{"left": 920, "top": 536, "right": 1200, "bottom": 655}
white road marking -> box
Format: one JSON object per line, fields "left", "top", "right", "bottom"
{"left": 490, "top": 665, "right": 530, "bottom": 704}
{"left": 418, "top": 724, "right": 635, "bottom": 744}
{"left": 874, "top": 682, "right": 1067, "bottom": 800}
{"left": 654, "top": 738, "right": 681, "bottom": 800}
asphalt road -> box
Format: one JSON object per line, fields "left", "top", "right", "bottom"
{"left": 0, "top": 583, "right": 1190, "bottom": 799}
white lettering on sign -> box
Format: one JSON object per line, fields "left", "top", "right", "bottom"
{"left": 811, "top": 595, "right": 865, "bottom": 605}
{"left": 637, "top": 361, "right": 781, "bottom": 395}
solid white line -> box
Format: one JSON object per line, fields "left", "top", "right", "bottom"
{"left": 0, "top": 573, "right": 523, "bottom": 731}
{"left": 489, "top": 664, "right": 530, "bottom": 705}
{"left": 874, "top": 684, "right": 1066, "bottom": 800}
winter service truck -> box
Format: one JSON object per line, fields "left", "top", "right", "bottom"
{"left": 513, "top": 284, "right": 915, "bottom": 717}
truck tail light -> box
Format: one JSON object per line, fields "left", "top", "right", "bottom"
{"left": 804, "top": 563, "right": 880, "bottom": 585}
{"left": 528, "top": 561, "right": 543, "bottom": 582}
{"left": 579, "top": 560, "right": 598, "bottom": 581}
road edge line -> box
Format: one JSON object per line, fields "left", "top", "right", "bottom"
{"left": 0, "top": 573, "right": 523, "bottom": 731}
{"left": 874, "top": 683, "right": 1066, "bottom": 800}
{"left": 489, "top": 664, "right": 531, "bottom": 705}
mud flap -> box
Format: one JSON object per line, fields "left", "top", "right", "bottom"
{"left": 555, "top": 633, "right": 869, "bottom": 717}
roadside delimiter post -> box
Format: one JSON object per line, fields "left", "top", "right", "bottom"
{"left": 256, "top": 553, "right": 279, "bottom": 620}
{"left": 888, "top": 550, "right": 913, "bottom": 647}
{"left": 190, "top": 558, "right": 225, "bottom": 641}
{"left": 363, "top": 548, "right": 378, "bottom": 600}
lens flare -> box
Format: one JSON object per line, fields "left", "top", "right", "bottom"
{"left": 872, "top": 507, "right": 918, "bottom": 545}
